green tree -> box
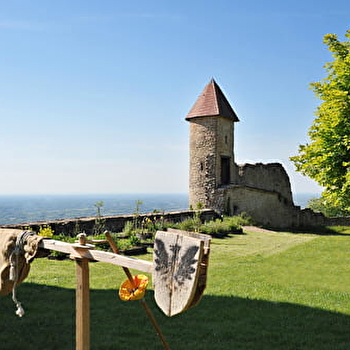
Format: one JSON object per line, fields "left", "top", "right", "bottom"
{"left": 307, "top": 197, "right": 348, "bottom": 217}
{"left": 291, "top": 30, "right": 350, "bottom": 215}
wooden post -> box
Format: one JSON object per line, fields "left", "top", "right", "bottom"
{"left": 76, "top": 258, "right": 90, "bottom": 350}
{"left": 75, "top": 233, "right": 90, "bottom": 350}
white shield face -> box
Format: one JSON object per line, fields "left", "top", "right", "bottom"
{"left": 153, "top": 230, "right": 206, "bottom": 317}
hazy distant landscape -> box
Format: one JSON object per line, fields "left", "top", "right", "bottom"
{"left": 0, "top": 193, "right": 317, "bottom": 226}
{"left": 0, "top": 193, "right": 189, "bottom": 225}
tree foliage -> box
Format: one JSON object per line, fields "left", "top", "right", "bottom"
{"left": 307, "top": 197, "right": 348, "bottom": 217}
{"left": 291, "top": 30, "right": 350, "bottom": 215}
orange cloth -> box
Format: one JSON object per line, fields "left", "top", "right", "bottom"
{"left": 119, "top": 275, "right": 149, "bottom": 301}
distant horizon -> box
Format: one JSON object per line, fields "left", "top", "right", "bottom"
{"left": 0, "top": 192, "right": 189, "bottom": 196}
{"left": 0, "top": 191, "right": 321, "bottom": 196}
{"left": 0, "top": 191, "right": 319, "bottom": 211}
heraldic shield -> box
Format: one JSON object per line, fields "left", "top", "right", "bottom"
{"left": 153, "top": 229, "right": 211, "bottom": 317}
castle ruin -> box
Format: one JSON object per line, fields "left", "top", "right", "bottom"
{"left": 186, "top": 79, "right": 343, "bottom": 228}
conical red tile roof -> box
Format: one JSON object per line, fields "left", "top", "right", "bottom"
{"left": 186, "top": 79, "right": 239, "bottom": 122}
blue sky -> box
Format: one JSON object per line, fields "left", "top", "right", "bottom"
{"left": 0, "top": 1, "right": 349, "bottom": 196}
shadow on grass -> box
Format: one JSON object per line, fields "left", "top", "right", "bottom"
{"left": 1, "top": 283, "right": 349, "bottom": 350}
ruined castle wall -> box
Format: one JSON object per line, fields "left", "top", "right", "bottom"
{"left": 213, "top": 185, "right": 325, "bottom": 227}
{"left": 297, "top": 208, "right": 326, "bottom": 227}
{"left": 220, "top": 186, "right": 297, "bottom": 227}
{"left": 323, "top": 215, "right": 350, "bottom": 226}
{"left": 296, "top": 209, "right": 350, "bottom": 227}
{"left": 211, "top": 185, "right": 350, "bottom": 228}
{"left": 237, "top": 163, "right": 293, "bottom": 204}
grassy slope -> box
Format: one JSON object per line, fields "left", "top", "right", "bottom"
{"left": 1, "top": 229, "right": 350, "bottom": 349}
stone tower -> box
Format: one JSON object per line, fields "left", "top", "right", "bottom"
{"left": 186, "top": 79, "right": 239, "bottom": 209}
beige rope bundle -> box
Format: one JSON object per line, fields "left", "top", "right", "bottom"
{"left": 0, "top": 229, "right": 43, "bottom": 316}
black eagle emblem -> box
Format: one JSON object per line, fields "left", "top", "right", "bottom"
{"left": 154, "top": 238, "right": 199, "bottom": 288}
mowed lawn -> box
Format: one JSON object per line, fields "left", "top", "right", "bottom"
{"left": 1, "top": 227, "right": 350, "bottom": 349}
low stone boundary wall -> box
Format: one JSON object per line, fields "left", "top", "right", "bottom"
{"left": 0, "top": 209, "right": 219, "bottom": 236}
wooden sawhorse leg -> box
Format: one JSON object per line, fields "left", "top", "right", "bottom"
{"left": 76, "top": 258, "right": 90, "bottom": 350}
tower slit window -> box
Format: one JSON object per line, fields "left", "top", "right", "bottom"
{"left": 221, "top": 156, "right": 230, "bottom": 185}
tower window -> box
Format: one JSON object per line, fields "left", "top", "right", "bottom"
{"left": 200, "top": 162, "right": 204, "bottom": 171}
{"left": 221, "top": 157, "right": 230, "bottom": 185}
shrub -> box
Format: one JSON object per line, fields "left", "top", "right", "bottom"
{"left": 122, "top": 221, "right": 134, "bottom": 236}
{"left": 225, "top": 212, "right": 254, "bottom": 227}
{"left": 167, "top": 213, "right": 252, "bottom": 236}
{"left": 200, "top": 219, "right": 227, "bottom": 235}
{"left": 38, "top": 225, "right": 54, "bottom": 238}
{"left": 178, "top": 218, "right": 200, "bottom": 232}
{"left": 199, "top": 217, "right": 245, "bottom": 236}
{"left": 128, "top": 233, "right": 140, "bottom": 247}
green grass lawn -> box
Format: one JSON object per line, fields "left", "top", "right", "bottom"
{"left": 1, "top": 228, "right": 350, "bottom": 349}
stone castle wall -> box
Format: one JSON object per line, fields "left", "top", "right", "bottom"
{"left": 211, "top": 185, "right": 295, "bottom": 227}
{"left": 237, "top": 163, "right": 293, "bottom": 204}
{"left": 188, "top": 149, "right": 350, "bottom": 228}
{"left": 1, "top": 209, "right": 219, "bottom": 236}
{"left": 211, "top": 183, "right": 350, "bottom": 228}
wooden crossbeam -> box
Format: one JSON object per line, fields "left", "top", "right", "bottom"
{"left": 39, "top": 239, "right": 153, "bottom": 273}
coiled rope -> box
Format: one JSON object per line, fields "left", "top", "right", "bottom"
{"left": 9, "top": 231, "right": 34, "bottom": 317}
